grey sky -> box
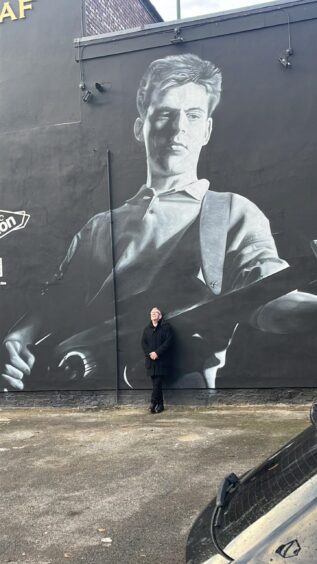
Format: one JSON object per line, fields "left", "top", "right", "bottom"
{"left": 151, "top": 0, "right": 278, "bottom": 20}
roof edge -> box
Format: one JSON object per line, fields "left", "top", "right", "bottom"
{"left": 75, "top": 0, "right": 314, "bottom": 45}
{"left": 139, "top": 0, "right": 164, "bottom": 22}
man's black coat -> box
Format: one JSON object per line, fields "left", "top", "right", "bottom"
{"left": 141, "top": 320, "right": 173, "bottom": 377}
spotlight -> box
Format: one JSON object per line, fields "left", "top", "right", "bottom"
{"left": 278, "top": 13, "right": 294, "bottom": 69}
{"left": 95, "top": 82, "right": 105, "bottom": 93}
{"left": 82, "top": 90, "right": 93, "bottom": 103}
{"left": 171, "top": 27, "right": 184, "bottom": 44}
{"left": 279, "top": 48, "right": 293, "bottom": 68}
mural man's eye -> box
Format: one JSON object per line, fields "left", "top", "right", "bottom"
{"left": 187, "top": 113, "right": 202, "bottom": 121}
{"left": 157, "top": 112, "right": 170, "bottom": 120}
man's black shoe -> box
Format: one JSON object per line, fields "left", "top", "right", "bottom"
{"left": 155, "top": 405, "right": 164, "bottom": 413}
{"left": 148, "top": 404, "right": 156, "bottom": 414}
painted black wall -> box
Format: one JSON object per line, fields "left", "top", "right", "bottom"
{"left": 77, "top": 3, "right": 317, "bottom": 388}
{"left": 0, "top": 0, "right": 116, "bottom": 390}
{"left": 1, "top": 0, "right": 317, "bottom": 392}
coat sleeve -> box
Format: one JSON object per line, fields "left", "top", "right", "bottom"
{"left": 141, "top": 329, "right": 150, "bottom": 356}
{"left": 155, "top": 324, "right": 173, "bottom": 357}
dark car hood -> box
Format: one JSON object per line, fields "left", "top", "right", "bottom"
{"left": 186, "top": 424, "right": 317, "bottom": 563}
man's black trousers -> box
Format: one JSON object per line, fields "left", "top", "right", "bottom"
{"left": 150, "top": 375, "right": 164, "bottom": 407}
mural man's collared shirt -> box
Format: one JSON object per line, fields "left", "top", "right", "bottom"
{"left": 113, "top": 179, "right": 209, "bottom": 297}
{"left": 53, "top": 180, "right": 287, "bottom": 388}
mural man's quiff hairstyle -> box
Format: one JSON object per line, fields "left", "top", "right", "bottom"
{"left": 136, "top": 53, "right": 222, "bottom": 118}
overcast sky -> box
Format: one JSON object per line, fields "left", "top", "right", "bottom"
{"left": 151, "top": 0, "right": 278, "bottom": 20}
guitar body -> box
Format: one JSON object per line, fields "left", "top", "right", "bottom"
{"left": 27, "top": 257, "right": 317, "bottom": 391}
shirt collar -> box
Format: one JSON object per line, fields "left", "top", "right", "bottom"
{"left": 184, "top": 179, "right": 210, "bottom": 200}
{"left": 127, "top": 179, "right": 210, "bottom": 204}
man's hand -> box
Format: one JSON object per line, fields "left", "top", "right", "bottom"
{"left": 0, "top": 340, "right": 35, "bottom": 390}
{"left": 149, "top": 351, "right": 158, "bottom": 360}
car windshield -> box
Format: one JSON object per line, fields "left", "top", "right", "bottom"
{"left": 216, "top": 425, "right": 317, "bottom": 548}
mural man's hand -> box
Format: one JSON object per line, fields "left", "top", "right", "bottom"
{"left": 149, "top": 351, "right": 158, "bottom": 360}
{"left": 0, "top": 340, "right": 35, "bottom": 390}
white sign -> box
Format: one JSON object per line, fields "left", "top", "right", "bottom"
{"left": 0, "top": 209, "right": 30, "bottom": 239}
{"left": 0, "top": 258, "right": 6, "bottom": 285}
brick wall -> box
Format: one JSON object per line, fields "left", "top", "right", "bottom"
{"left": 85, "top": 0, "right": 162, "bottom": 36}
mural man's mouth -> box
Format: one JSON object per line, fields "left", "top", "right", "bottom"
{"left": 167, "top": 141, "right": 188, "bottom": 153}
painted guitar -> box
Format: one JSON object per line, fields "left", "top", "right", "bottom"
{"left": 27, "top": 253, "right": 317, "bottom": 390}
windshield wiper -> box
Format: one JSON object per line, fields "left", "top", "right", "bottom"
{"left": 210, "top": 472, "right": 240, "bottom": 563}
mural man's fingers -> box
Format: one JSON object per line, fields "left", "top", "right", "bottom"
{"left": 20, "top": 346, "right": 36, "bottom": 370}
{"left": 0, "top": 373, "right": 24, "bottom": 391}
{"left": 3, "top": 363, "right": 25, "bottom": 381}
{"left": 3, "top": 340, "right": 33, "bottom": 376}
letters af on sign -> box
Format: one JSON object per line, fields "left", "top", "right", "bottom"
{"left": 0, "top": 0, "right": 32, "bottom": 23}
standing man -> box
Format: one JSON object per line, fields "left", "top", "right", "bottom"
{"left": 141, "top": 307, "right": 173, "bottom": 413}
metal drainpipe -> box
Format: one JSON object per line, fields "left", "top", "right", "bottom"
{"left": 177, "top": 0, "right": 181, "bottom": 20}
{"left": 81, "top": 0, "right": 87, "bottom": 36}
{"left": 106, "top": 149, "right": 120, "bottom": 405}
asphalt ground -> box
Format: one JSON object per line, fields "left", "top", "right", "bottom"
{"left": 0, "top": 405, "right": 311, "bottom": 564}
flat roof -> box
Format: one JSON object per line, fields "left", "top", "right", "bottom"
{"left": 74, "top": 0, "right": 317, "bottom": 61}
{"left": 76, "top": 0, "right": 313, "bottom": 45}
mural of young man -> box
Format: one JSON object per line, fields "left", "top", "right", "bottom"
{"left": 1, "top": 53, "right": 317, "bottom": 392}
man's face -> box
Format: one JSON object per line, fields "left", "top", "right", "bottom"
{"left": 150, "top": 308, "right": 162, "bottom": 323}
{"left": 136, "top": 82, "right": 212, "bottom": 178}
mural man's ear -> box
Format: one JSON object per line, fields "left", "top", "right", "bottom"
{"left": 203, "top": 117, "right": 213, "bottom": 146}
{"left": 134, "top": 118, "right": 144, "bottom": 143}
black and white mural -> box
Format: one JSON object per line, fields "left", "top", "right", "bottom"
{"left": 1, "top": 3, "right": 317, "bottom": 392}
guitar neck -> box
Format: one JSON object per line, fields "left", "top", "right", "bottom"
{"left": 166, "top": 256, "right": 317, "bottom": 329}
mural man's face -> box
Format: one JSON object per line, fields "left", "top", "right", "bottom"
{"left": 136, "top": 82, "right": 213, "bottom": 179}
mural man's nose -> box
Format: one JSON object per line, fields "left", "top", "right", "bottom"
{"left": 173, "top": 110, "right": 187, "bottom": 134}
